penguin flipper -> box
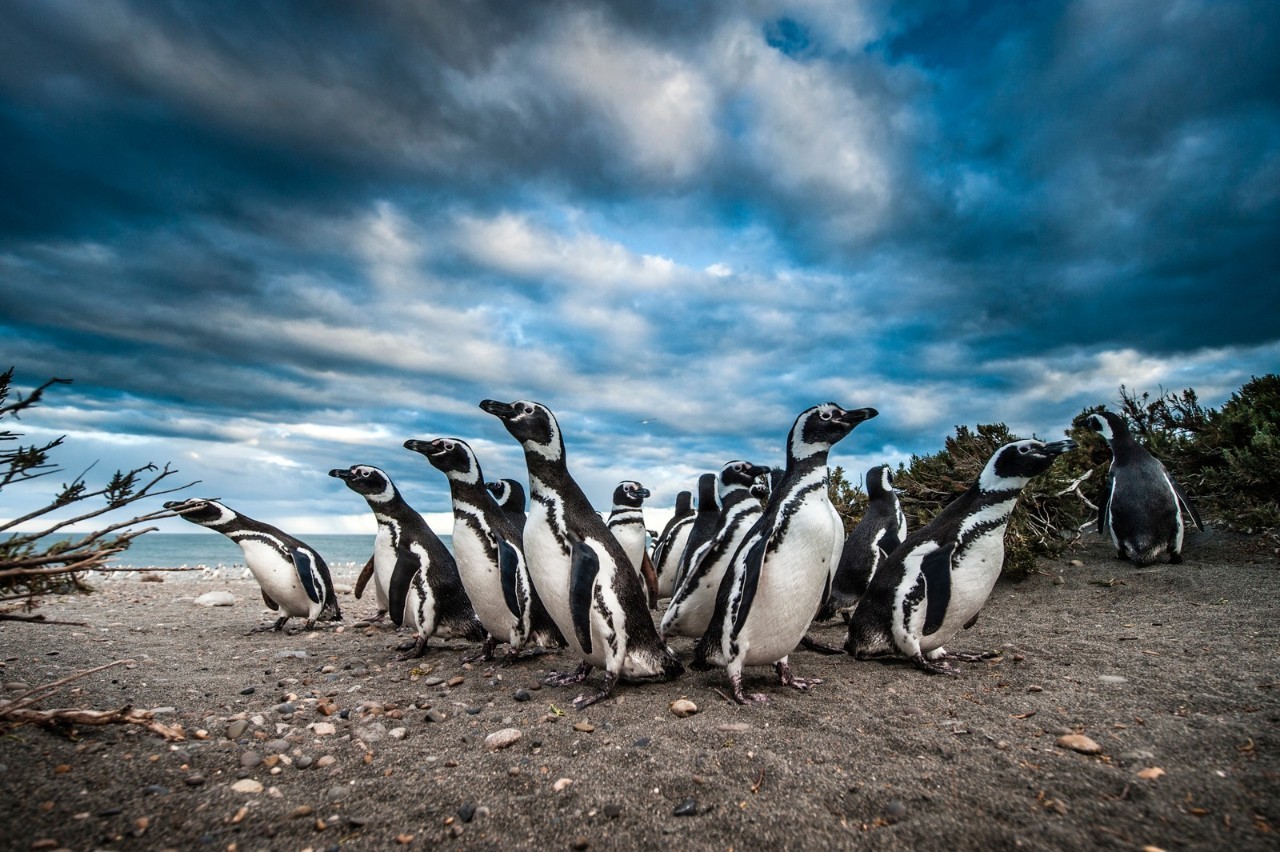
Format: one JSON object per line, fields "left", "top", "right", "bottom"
{"left": 498, "top": 537, "right": 523, "bottom": 620}
{"left": 1098, "top": 473, "right": 1114, "bottom": 536}
{"left": 261, "top": 589, "right": 280, "bottom": 611}
{"left": 730, "top": 535, "right": 769, "bottom": 639}
{"left": 921, "top": 542, "right": 954, "bottom": 636}
{"left": 387, "top": 550, "right": 417, "bottom": 628}
{"left": 1169, "top": 475, "right": 1205, "bottom": 531}
{"left": 354, "top": 556, "right": 375, "bottom": 599}
{"left": 568, "top": 539, "right": 600, "bottom": 655}
{"left": 291, "top": 549, "right": 322, "bottom": 605}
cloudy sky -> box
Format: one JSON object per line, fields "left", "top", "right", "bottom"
{"left": 2, "top": 1, "right": 1277, "bottom": 535}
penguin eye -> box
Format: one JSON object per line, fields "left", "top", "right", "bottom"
{"left": 1018, "top": 445, "right": 1031, "bottom": 455}
{"left": 443, "top": 441, "right": 455, "bottom": 452}
{"left": 522, "top": 404, "right": 535, "bottom": 415}
{"left": 819, "top": 410, "right": 833, "bottom": 421}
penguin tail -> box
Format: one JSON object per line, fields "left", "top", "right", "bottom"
{"left": 690, "top": 635, "right": 714, "bottom": 671}
{"left": 460, "top": 615, "right": 488, "bottom": 643}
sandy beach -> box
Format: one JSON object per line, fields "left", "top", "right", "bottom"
{"left": 1, "top": 530, "right": 1278, "bottom": 851}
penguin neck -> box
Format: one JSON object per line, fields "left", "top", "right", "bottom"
{"left": 522, "top": 445, "right": 590, "bottom": 507}
{"left": 718, "top": 484, "right": 756, "bottom": 512}
{"left": 363, "top": 488, "right": 415, "bottom": 523}
{"left": 778, "top": 449, "right": 830, "bottom": 494}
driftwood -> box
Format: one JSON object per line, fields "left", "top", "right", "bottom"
{"left": 0, "top": 658, "right": 186, "bottom": 741}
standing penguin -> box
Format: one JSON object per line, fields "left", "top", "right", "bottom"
{"left": 163, "top": 498, "right": 341, "bottom": 631}
{"left": 1086, "top": 410, "right": 1204, "bottom": 565}
{"left": 606, "top": 480, "right": 660, "bottom": 607}
{"left": 650, "top": 491, "right": 694, "bottom": 598}
{"left": 693, "top": 403, "right": 878, "bottom": 703}
{"left": 480, "top": 399, "right": 683, "bottom": 708}
{"left": 661, "top": 460, "right": 771, "bottom": 640}
{"left": 329, "top": 465, "right": 484, "bottom": 659}
{"left": 487, "top": 478, "right": 528, "bottom": 534}
{"left": 819, "top": 464, "right": 908, "bottom": 620}
{"left": 671, "top": 473, "right": 721, "bottom": 595}
{"left": 845, "top": 438, "right": 1076, "bottom": 673}
{"left": 406, "top": 437, "right": 564, "bottom": 661}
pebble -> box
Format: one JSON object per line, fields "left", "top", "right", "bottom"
{"left": 291, "top": 805, "right": 313, "bottom": 818}
{"left": 239, "top": 751, "right": 262, "bottom": 768}
{"left": 421, "top": 677, "right": 444, "bottom": 687}
{"left": 1056, "top": 734, "right": 1103, "bottom": 755}
{"left": 573, "top": 721, "right": 596, "bottom": 733}
{"left": 1099, "top": 675, "right": 1129, "bottom": 684}
{"left": 717, "top": 723, "right": 750, "bottom": 733}
{"left": 311, "top": 722, "right": 336, "bottom": 736}
{"left": 195, "top": 591, "right": 236, "bottom": 607}
{"left": 425, "top": 709, "right": 446, "bottom": 723}
{"left": 327, "top": 785, "right": 348, "bottom": 802}
{"left": 886, "top": 800, "right": 907, "bottom": 821}
{"left": 457, "top": 802, "right": 477, "bottom": 823}
{"left": 275, "top": 702, "right": 296, "bottom": 715}
{"left": 226, "top": 719, "right": 250, "bottom": 739}
{"left": 485, "top": 728, "right": 522, "bottom": 751}
{"left": 360, "top": 722, "right": 387, "bottom": 743}
{"left": 604, "top": 803, "right": 622, "bottom": 819}
{"left": 1027, "top": 685, "right": 1044, "bottom": 693}
{"left": 230, "top": 779, "right": 264, "bottom": 794}
{"left": 240, "top": 686, "right": 256, "bottom": 695}
{"left": 348, "top": 815, "right": 369, "bottom": 827}
{"left": 151, "top": 706, "right": 177, "bottom": 715}
{"left": 465, "top": 706, "right": 482, "bottom": 716}
{"left": 447, "top": 675, "right": 465, "bottom": 687}
{"left": 295, "top": 755, "right": 314, "bottom": 769}
{"left": 184, "top": 773, "right": 206, "bottom": 787}
{"left": 572, "top": 837, "right": 589, "bottom": 850}
{"left": 513, "top": 689, "right": 532, "bottom": 702}
{"left": 143, "top": 784, "right": 169, "bottom": 796}
{"left": 673, "top": 798, "right": 698, "bottom": 817}
{"left": 316, "top": 755, "right": 336, "bottom": 768}
{"left": 389, "top": 727, "right": 407, "bottom": 741}
{"left": 632, "top": 737, "right": 651, "bottom": 748}
{"left": 553, "top": 778, "right": 573, "bottom": 793}
{"left": 265, "top": 739, "right": 290, "bottom": 753}
{"left": 669, "top": 699, "right": 698, "bottom": 718}
{"left": 275, "top": 650, "right": 307, "bottom": 659}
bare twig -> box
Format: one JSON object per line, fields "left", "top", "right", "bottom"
{"left": 6, "top": 659, "right": 135, "bottom": 709}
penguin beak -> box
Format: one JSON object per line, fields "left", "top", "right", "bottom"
{"left": 638, "top": 488, "right": 651, "bottom": 499}
{"left": 1041, "top": 439, "right": 1077, "bottom": 456}
{"left": 479, "top": 399, "right": 515, "bottom": 419}
{"left": 403, "top": 439, "right": 428, "bottom": 454}
{"left": 162, "top": 500, "right": 184, "bottom": 510}
{"left": 839, "top": 407, "right": 879, "bottom": 427}
{"left": 747, "top": 464, "right": 771, "bottom": 479}
{"left": 328, "top": 468, "right": 353, "bottom": 480}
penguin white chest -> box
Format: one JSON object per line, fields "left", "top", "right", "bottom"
{"left": 740, "top": 500, "right": 837, "bottom": 664}
{"left": 920, "top": 527, "right": 1006, "bottom": 653}
{"left": 452, "top": 520, "right": 517, "bottom": 637}
{"left": 371, "top": 526, "right": 396, "bottom": 610}
{"left": 239, "top": 540, "right": 307, "bottom": 617}
{"left": 522, "top": 501, "right": 575, "bottom": 640}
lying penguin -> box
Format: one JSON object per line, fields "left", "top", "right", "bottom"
{"left": 164, "top": 498, "right": 341, "bottom": 631}
{"left": 845, "top": 438, "right": 1076, "bottom": 673}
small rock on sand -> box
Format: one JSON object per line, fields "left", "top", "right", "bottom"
{"left": 485, "top": 728, "right": 522, "bottom": 750}
{"left": 194, "top": 591, "right": 236, "bottom": 607}
{"left": 669, "top": 699, "right": 698, "bottom": 718}
{"left": 230, "top": 779, "right": 264, "bottom": 794}
{"left": 1056, "top": 734, "right": 1103, "bottom": 755}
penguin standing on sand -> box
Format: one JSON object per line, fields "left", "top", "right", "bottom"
{"left": 819, "top": 464, "right": 907, "bottom": 620}
{"left": 693, "top": 403, "right": 878, "bottom": 703}
{"left": 671, "top": 473, "right": 721, "bottom": 594}
{"left": 651, "top": 491, "right": 694, "bottom": 598}
{"left": 487, "top": 478, "right": 528, "bottom": 533}
{"left": 606, "top": 480, "right": 660, "bottom": 607}
{"left": 406, "top": 438, "right": 564, "bottom": 661}
{"left": 163, "top": 498, "right": 341, "bottom": 631}
{"left": 845, "top": 438, "right": 1076, "bottom": 674}
{"left": 329, "top": 465, "right": 484, "bottom": 658}
{"left": 1086, "top": 410, "right": 1204, "bottom": 565}
{"left": 662, "top": 460, "right": 771, "bottom": 639}
{"left": 480, "top": 399, "right": 682, "bottom": 708}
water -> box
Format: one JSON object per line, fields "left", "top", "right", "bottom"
{"left": 99, "top": 533, "right": 450, "bottom": 581}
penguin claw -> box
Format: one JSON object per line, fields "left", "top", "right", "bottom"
{"left": 543, "top": 661, "right": 592, "bottom": 687}
{"left": 911, "top": 654, "right": 958, "bottom": 675}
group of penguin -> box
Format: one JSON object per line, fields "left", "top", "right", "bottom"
{"left": 164, "top": 402, "right": 1202, "bottom": 707}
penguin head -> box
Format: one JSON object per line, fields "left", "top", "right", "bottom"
{"left": 486, "top": 478, "right": 527, "bottom": 511}
{"left": 673, "top": 490, "right": 694, "bottom": 516}
{"left": 479, "top": 399, "right": 563, "bottom": 462}
{"left": 979, "top": 439, "right": 1078, "bottom": 492}
{"left": 405, "top": 438, "right": 483, "bottom": 485}
{"left": 695, "top": 472, "right": 720, "bottom": 511}
{"left": 718, "top": 460, "right": 771, "bottom": 495}
{"left": 789, "top": 403, "right": 879, "bottom": 462}
{"left": 163, "top": 498, "right": 237, "bottom": 527}
{"left": 750, "top": 479, "right": 771, "bottom": 502}
{"left": 328, "top": 465, "right": 397, "bottom": 502}
{"left": 866, "top": 464, "right": 895, "bottom": 498}
{"left": 612, "top": 480, "right": 650, "bottom": 509}
{"left": 1084, "top": 410, "right": 1127, "bottom": 445}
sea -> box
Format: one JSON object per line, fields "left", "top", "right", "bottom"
{"left": 97, "top": 533, "right": 451, "bottom": 582}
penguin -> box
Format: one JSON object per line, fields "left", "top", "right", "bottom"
{"left": 1086, "top": 410, "right": 1204, "bottom": 565}
{"left": 606, "top": 480, "right": 660, "bottom": 608}
{"left": 661, "top": 460, "right": 771, "bottom": 640}
{"left": 480, "top": 399, "right": 683, "bottom": 708}
{"left": 750, "top": 479, "right": 771, "bottom": 504}
{"left": 671, "top": 473, "right": 721, "bottom": 595}
{"left": 163, "top": 498, "right": 341, "bottom": 631}
{"left": 650, "top": 490, "right": 694, "bottom": 598}
{"left": 693, "top": 403, "right": 878, "bottom": 703}
{"left": 405, "top": 437, "right": 565, "bottom": 661}
{"left": 819, "top": 464, "right": 907, "bottom": 620}
{"left": 845, "top": 438, "right": 1076, "bottom": 674}
{"left": 487, "top": 478, "right": 528, "bottom": 534}
{"left": 329, "top": 465, "right": 484, "bottom": 659}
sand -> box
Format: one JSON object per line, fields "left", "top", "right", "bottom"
{"left": 1, "top": 530, "right": 1278, "bottom": 851}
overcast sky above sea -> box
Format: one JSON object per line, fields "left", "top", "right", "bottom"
{"left": 2, "top": 1, "right": 1277, "bottom": 535}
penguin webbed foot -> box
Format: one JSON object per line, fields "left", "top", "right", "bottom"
{"left": 248, "top": 616, "right": 291, "bottom": 634}
{"left": 571, "top": 671, "right": 618, "bottom": 710}
{"left": 729, "top": 674, "right": 769, "bottom": 705}
{"left": 910, "top": 653, "right": 958, "bottom": 675}
{"left": 395, "top": 636, "right": 429, "bottom": 661}
{"left": 775, "top": 659, "right": 822, "bottom": 692}
{"left": 501, "top": 646, "right": 550, "bottom": 667}
{"left": 798, "top": 634, "right": 844, "bottom": 655}
{"left": 462, "top": 637, "right": 500, "bottom": 665}
{"left": 544, "top": 661, "right": 592, "bottom": 688}
{"left": 938, "top": 648, "right": 1000, "bottom": 663}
